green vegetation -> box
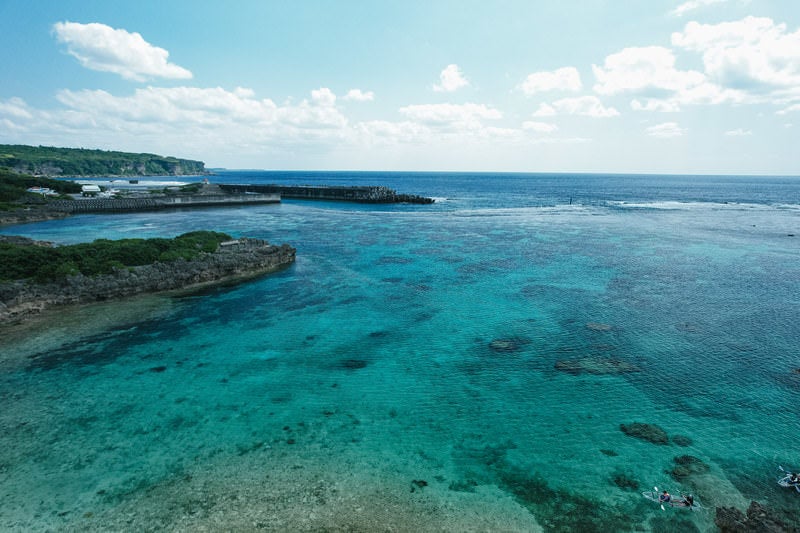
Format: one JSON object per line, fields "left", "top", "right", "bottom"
{"left": 0, "top": 167, "right": 80, "bottom": 210}
{"left": 0, "top": 231, "right": 233, "bottom": 282}
{"left": 0, "top": 144, "right": 207, "bottom": 177}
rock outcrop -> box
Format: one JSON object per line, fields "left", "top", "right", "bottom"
{"left": 619, "top": 422, "right": 670, "bottom": 444}
{"left": 715, "top": 501, "right": 796, "bottom": 532}
{"left": 0, "top": 238, "right": 295, "bottom": 324}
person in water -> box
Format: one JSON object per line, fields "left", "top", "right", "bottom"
{"left": 658, "top": 490, "right": 671, "bottom": 503}
{"left": 678, "top": 494, "right": 694, "bottom": 507}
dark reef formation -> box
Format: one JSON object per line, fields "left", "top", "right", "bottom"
{"left": 619, "top": 422, "right": 670, "bottom": 444}
{"left": 669, "top": 454, "right": 710, "bottom": 481}
{"left": 715, "top": 500, "right": 797, "bottom": 532}
{"left": 0, "top": 238, "right": 295, "bottom": 323}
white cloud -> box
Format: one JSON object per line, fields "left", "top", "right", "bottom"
{"left": 670, "top": 0, "right": 728, "bottom": 17}
{"left": 646, "top": 122, "right": 686, "bottom": 137}
{"left": 0, "top": 97, "right": 33, "bottom": 119}
{"left": 311, "top": 87, "right": 337, "bottom": 106}
{"left": 522, "top": 121, "right": 558, "bottom": 133}
{"left": 0, "top": 86, "right": 352, "bottom": 153}
{"left": 777, "top": 103, "right": 800, "bottom": 115}
{"left": 724, "top": 128, "right": 752, "bottom": 136}
{"left": 433, "top": 64, "right": 469, "bottom": 92}
{"left": 343, "top": 89, "right": 375, "bottom": 101}
{"left": 520, "top": 67, "right": 582, "bottom": 95}
{"left": 52, "top": 21, "right": 192, "bottom": 81}
{"left": 533, "top": 96, "right": 619, "bottom": 118}
{"left": 631, "top": 99, "right": 681, "bottom": 112}
{"left": 399, "top": 103, "right": 501, "bottom": 129}
{"left": 593, "top": 45, "right": 746, "bottom": 110}
{"left": 593, "top": 46, "right": 706, "bottom": 95}
{"left": 672, "top": 17, "right": 800, "bottom": 94}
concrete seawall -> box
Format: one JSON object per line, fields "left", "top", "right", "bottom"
{"left": 47, "top": 193, "right": 281, "bottom": 214}
{"left": 218, "top": 184, "right": 434, "bottom": 204}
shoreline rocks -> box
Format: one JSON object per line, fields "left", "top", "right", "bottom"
{"left": 0, "top": 238, "right": 295, "bottom": 324}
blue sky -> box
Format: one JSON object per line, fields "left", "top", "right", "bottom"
{"left": 1, "top": 0, "right": 799, "bottom": 174}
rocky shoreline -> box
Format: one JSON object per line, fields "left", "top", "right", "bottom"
{"left": 0, "top": 206, "right": 71, "bottom": 227}
{"left": 0, "top": 237, "right": 295, "bottom": 324}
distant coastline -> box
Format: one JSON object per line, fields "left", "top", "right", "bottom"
{"left": 0, "top": 144, "right": 209, "bottom": 178}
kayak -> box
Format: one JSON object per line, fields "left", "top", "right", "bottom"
{"left": 777, "top": 467, "right": 800, "bottom": 492}
{"left": 778, "top": 475, "right": 800, "bottom": 491}
{"left": 642, "top": 491, "right": 703, "bottom": 510}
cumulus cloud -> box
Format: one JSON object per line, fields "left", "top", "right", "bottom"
{"left": 522, "top": 121, "right": 558, "bottom": 133}
{"left": 593, "top": 45, "right": 746, "bottom": 110}
{"left": 670, "top": 0, "right": 728, "bottom": 17}
{"left": 631, "top": 99, "right": 681, "bottom": 112}
{"left": 399, "top": 103, "right": 501, "bottom": 131}
{"left": 645, "top": 122, "right": 686, "bottom": 137}
{"left": 724, "top": 128, "right": 752, "bottom": 136}
{"left": 52, "top": 21, "right": 192, "bottom": 81}
{"left": 672, "top": 16, "right": 800, "bottom": 96}
{"left": 533, "top": 96, "right": 619, "bottom": 118}
{"left": 433, "top": 64, "right": 469, "bottom": 92}
{"left": 520, "top": 67, "right": 582, "bottom": 95}
{"left": 0, "top": 86, "right": 354, "bottom": 156}
{"left": 593, "top": 46, "right": 706, "bottom": 96}
{"left": 343, "top": 89, "right": 375, "bottom": 101}
{"left": 311, "top": 87, "right": 337, "bottom": 106}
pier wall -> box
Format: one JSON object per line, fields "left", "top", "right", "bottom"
{"left": 47, "top": 193, "right": 281, "bottom": 214}
{"left": 218, "top": 184, "right": 434, "bottom": 204}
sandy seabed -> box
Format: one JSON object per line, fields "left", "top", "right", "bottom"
{"left": 72, "top": 446, "right": 543, "bottom": 532}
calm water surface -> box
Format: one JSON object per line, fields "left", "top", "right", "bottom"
{"left": 1, "top": 172, "right": 799, "bottom": 531}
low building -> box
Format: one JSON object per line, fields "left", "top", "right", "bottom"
{"left": 81, "top": 184, "right": 101, "bottom": 197}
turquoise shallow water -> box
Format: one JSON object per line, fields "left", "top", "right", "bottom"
{"left": 1, "top": 173, "right": 799, "bottom": 531}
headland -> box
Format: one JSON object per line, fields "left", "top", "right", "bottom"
{"left": 0, "top": 234, "right": 296, "bottom": 324}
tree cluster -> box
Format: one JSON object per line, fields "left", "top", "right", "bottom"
{"left": 0, "top": 231, "right": 233, "bottom": 282}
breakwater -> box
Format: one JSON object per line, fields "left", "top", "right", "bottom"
{"left": 47, "top": 193, "right": 280, "bottom": 214}
{"left": 218, "top": 184, "right": 434, "bottom": 204}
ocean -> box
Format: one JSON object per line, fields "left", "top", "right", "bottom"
{"left": 1, "top": 171, "right": 799, "bottom": 531}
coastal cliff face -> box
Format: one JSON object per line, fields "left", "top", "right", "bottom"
{"left": 0, "top": 144, "right": 208, "bottom": 177}
{"left": 0, "top": 238, "right": 295, "bottom": 324}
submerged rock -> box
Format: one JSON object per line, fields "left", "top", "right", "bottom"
{"left": 488, "top": 337, "right": 529, "bottom": 354}
{"left": 715, "top": 501, "right": 793, "bottom": 533}
{"left": 337, "top": 359, "right": 368, "bottom": 370}
{"left": 670, "top": 455, "right": 710, "bottom": 480}
{"left": 619, "top": 422, "right": 669, "bottom": 445}
{"left": 555, "top": 357, "right": 640, "bottom": 375}
{"left": 672, "top": 434, "right": 693, "bottom": 447}
{"left": 612, "top": 472, "right": 639, "bottom": 491}
{"left": 586, "top": 322, "right": 613, "bottom": 332}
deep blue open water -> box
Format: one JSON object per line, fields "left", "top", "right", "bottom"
{"left": 1, "top": 172, "right": 799, "bottom": 531}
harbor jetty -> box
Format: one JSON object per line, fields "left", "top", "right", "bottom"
{"left": 218, "top": 184, "right": 435, "bottom": 204}
{"left": 46, "top": 191, "right": 280, "bottom": 214}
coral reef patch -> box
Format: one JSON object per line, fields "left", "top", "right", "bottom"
{"left": 620, "top": 422, "right": 669, "bottom": 445}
